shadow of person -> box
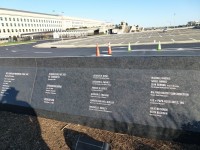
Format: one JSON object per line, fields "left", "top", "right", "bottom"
{"left": 0, "top": 87, "right": 50, "bottom": 149}
{"left": 63, "top": 128, "right": 110, "bottom": 150}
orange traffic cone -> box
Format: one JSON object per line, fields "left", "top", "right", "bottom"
{"left": 108, "top": 42, "right": 112, "bottom": 55}
{"left": 96, "top": 43, "right": 100, "bottom": 57}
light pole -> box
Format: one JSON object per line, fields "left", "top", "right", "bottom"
{"left": 60, "top": 12, "right": 64, "bottom": 41}
{"left": 52, "top": 10, "right": 64, "bottom": 41}
{"left": 173, "top": 13, "right": 176, "bottom": 29}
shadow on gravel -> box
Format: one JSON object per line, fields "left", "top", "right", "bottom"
{"left": 0, "top": 87, "right": 49, "bottom": 150}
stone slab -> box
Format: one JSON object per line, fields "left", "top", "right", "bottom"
{"left": 1, "top": 57, "right": 200, "bottom": 143}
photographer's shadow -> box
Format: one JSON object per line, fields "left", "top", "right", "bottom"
{"left": 0, "top": 87, "right": 49, "bottom": 149}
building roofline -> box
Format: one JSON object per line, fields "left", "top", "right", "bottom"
{"left": 0, "top": 7, "right": 110, "bottom": 24}
{"left": 0, "top": 7, "right": 59, "bottom": 17}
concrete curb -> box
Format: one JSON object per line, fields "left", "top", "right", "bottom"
{"left": 34, "top": 40, "right": 200, "bottom": 48}
{"left": 0, "top": 42, "right": 37, "bottom": 47}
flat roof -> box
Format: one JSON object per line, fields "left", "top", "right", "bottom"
{"left": 0, "top": 7, "right": 59, "bottom": 17}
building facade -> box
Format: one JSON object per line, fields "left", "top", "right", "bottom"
{"left": 187, "top": 21, "right": 200, "bottom": 26}
{"left": 0, "top": 8, "right": 108, "bottom": 40}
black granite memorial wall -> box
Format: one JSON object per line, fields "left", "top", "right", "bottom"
{"left": 1, "top": 57, "right": 200, "bottom": 144}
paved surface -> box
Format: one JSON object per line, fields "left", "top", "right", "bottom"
{"left": 1, "top": 41, "right": 200, "bottom": 58}
{"left": 35, "top": 28, "right": 200, "bottom": 48}
{"left": 1, "top": 29, "right": 200, "bottom": 58}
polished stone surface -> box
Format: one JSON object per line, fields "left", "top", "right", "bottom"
{"left": 1, "top": 56, "right": 200, "bottom": 143}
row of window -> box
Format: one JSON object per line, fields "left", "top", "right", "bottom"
{"left": 0, "top": 17, "right": 61, "bottom": 24}
{"left": 0, "top": 28, "right": 61, "bottom": 33}
{"left": 1, "top": 23, "right": 61, "bottom": 27}
{"left": 72, "top": 21, "right": 83, "bottom": 25}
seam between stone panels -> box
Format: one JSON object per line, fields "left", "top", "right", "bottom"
{"left": 101, "top": 142, "right": 104, "bottom": 150}
{"left": 78, "top": 140, "right": 103, "bottom": 148}
{"left": 29, "top": 58, "right": 38, "bottom": 104}
{"left": 75, "top": 135, "right": 80, "bottom": 150}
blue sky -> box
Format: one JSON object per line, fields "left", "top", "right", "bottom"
{"left": 0, "top": 0, "right": 199, "bottom": 27}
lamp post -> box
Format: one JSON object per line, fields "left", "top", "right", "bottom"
{"left": 60, "top": 11, "right": 64, "bottom": 41}
{"left": 173, "top": 13, "right": 176, "bottom": 29}
{"left": 52, "top": 10, "right": 64, "bottom": 41}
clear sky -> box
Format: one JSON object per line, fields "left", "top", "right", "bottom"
{"left": 0, "top": 0, "right": 199, "bottom": 27}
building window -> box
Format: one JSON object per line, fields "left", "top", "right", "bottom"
{"left": 15, "top": 29, "right": 18, "bottom": 32}
{"left": 26, "top": 29, "right": 28, "bottom": 32}
{"left": 13, "top": 18, "right": 15, "bottom": 21}
{"left": 27, "top": 19, "right": 29, "bottom": 22}
{"left": 24, "top": 19, "right": 26, "bottom": 22}
{"left": 10, "top": 23, "right": 12, "bottom": 27}
{"left": 3, "top": 29, "right": 6, "bottom": 33}
{"left": 7, "top": 29, "right": 10, "bottom": 33}
{"left": 18, "top": 23, "right": 20, "bottom": 27}
{"left": 6, "top": 23, "right": 8, "bottom": 26}
{"left": 14, "top": 23, "right": 16, "bottom": 27}
{"left": 2, "top": 23, "right": 4, "bottom": 26}
{"left": 19, "top": 29, "right": 21, "bottom": 32}
{"left": 9, "top": 18, "right": 11, "bottom": 21}
{"left": 12, "top": 29, "right": 14, "bottom": 32}
{"left": 23, "top": 29, "right": 25, "bottom": 32}
{"left": 5, "top": 17, "right": 7, "bottom": 21}
{"left": 0, "top": 17, "right": 3, "bottom": 21}
{"left": 21, "top": 24, "right": 23, "bottom": 27}
{"left": 21, "top": 18, "right": 23, "bottom": 22}
{"left": 17, "top": 18, "right": 19, "bottom": 21}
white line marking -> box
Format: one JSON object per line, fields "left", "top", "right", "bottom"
{"left": 135, "top": 41, "right": 140, "bottom": 44}
{"left": 11, "top": 50, "right": 16, "bottom": 52}
{"left": 34, "top": 52, "right": 52, "bottom": 54}
{"left": 117, "top": 47, "right": 127, "bottom": 48}
{"left": 91, "top": 54, "right": 111, "bottom": 57}
{"left": 101, "top": 48, "right": 200, "bottom": 52}
{"left": 177, "top": 48, "right": 184, "bottom": 50}
{"left": 102, "top": 50, "right": 125, "bottom": 53}
{"left": 189, "top": 38, "right": 196, "bottom": 40}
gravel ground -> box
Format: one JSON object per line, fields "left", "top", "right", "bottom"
{"left": 1, "top": 111, "right": 200, "bottom": 150}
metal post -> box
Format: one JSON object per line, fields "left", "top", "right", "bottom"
{"left": 173, "top": 13, "right": 176, "bottom": 29}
